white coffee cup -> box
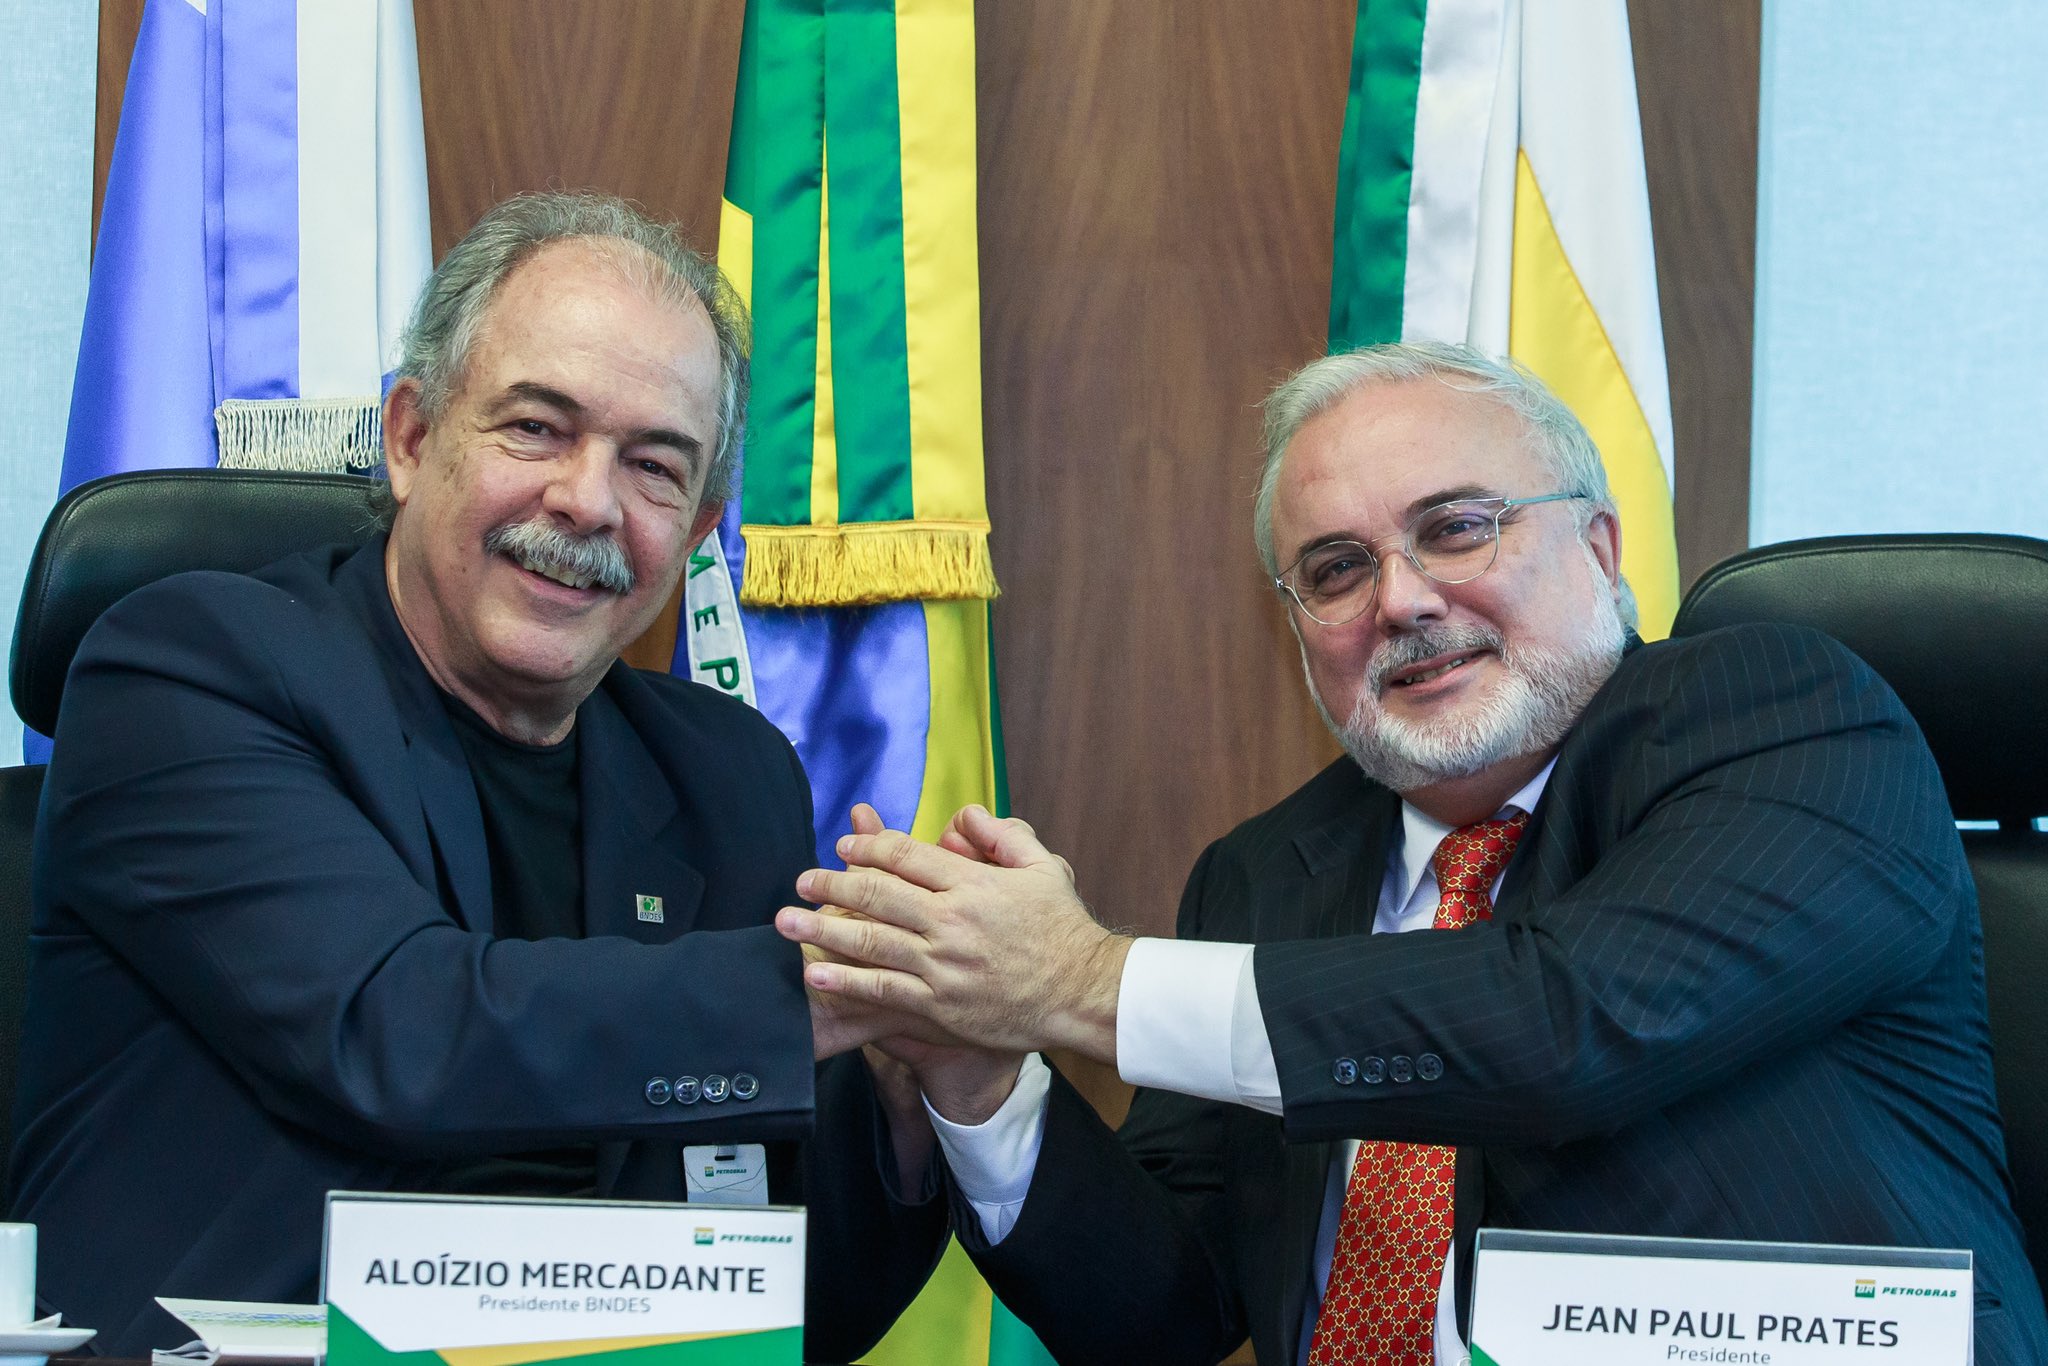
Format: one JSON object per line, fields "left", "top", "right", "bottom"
{"left": 0, "top": 1224, "right": 34, "bottom": 1326}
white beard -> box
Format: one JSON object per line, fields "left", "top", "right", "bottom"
{"left": 1305, "top": 553, "right": 1628, "bottom": 794}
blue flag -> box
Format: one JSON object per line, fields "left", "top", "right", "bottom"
{"left": 37, "top": 0, "right": 432, "bottom": 761}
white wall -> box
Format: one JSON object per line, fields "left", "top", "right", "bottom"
{"left": 1752, "top": 1, "right": 2048, "bottom": 546}
{"left": 0, "top": 7, "right": 97, "bottom": 664}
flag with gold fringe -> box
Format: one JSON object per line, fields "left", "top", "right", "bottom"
{"left": 1330, "top": 0, "right": 1680, "bottom": 637}
{"left": 666, "top": 2, "right": 1049, "bottom": 1363}
{"left": 719, "top": 0, "right": 997, "bottom": 609}
{"left": 62, "top": 0, "right": 431, "bottom": 488}
{"left": 32, "top": 0, "right": 430, "bottom": 761}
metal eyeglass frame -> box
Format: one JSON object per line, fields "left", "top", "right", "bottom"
{"left": 1274, "top": 491, "right": 1589, "bottom": 627}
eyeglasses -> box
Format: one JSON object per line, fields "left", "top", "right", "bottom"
{"left": 1275, "top": 492, "right": 1589, "bottom": 627}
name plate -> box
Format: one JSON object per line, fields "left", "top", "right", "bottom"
{"left": 1470, "top": 1229, "right": 1971, "bottom": 1366}
{"left": 323, "top": 1191, "right": 804, "bottom": 1365}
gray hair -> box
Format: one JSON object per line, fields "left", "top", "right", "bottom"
{"left": 392, "top": 189, "right": 750, "bottom": 504}
{"left": 1253, "top": 340, "right": 1636, "bottom": 630}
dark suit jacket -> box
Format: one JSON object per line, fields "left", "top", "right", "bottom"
{"left": 957, "top": 623, "right": 2048, "bottom": 1366}
{"left": 8, "top": 539, "right": 943, "bottom": 1358}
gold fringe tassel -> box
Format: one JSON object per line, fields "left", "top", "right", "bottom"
{"left": 740, "top": 521, "right": 999, "bottom": 607}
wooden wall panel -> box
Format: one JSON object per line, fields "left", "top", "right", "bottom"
{"left": 973, "top": 2, "right": 1356, "bottom": 1137}
{"left": 412, "top": 0, "right": 743, "bottom": 258}
{"left": 93, "top": 0, "right": 145, "bottom": 249}
{"left": 1630, "top": 0, "right": 1762, "bottom": 588}
{"left": 975, "top": 3, "right": 1352, "bottom": 954}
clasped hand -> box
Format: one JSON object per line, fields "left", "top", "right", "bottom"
{"left": 781, "top": 804, "right": 1128, "bottom": 1066}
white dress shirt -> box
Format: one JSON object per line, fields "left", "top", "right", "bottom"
{"left": 930, "top": 760, "right": 1554, "bottom": 1366}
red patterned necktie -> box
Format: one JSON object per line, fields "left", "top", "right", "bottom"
{"left": 1306, "top": 810, "right": 1530, "bottom": 1366}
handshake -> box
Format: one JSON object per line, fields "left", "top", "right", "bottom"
{"left": 776, "top": 802, "right": 1128, "bottom": 1123}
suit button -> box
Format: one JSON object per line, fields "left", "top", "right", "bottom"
{"left": 644, "top": 1077, "right": 673, "bottom": 1106}
{"left": 1390, "top": 1055, "right": 1414, "bottom": 1084}
{"left": 1333, "top": 1057, "right": 1359, "bottom": 1085}
{"left": 674, "top": 1075, "right": 702, "bottom": 1105}
{"left": 1417, "top": 1053, "right": 1443, "bottom": 1081}
{"left": 1360, "top": 1056, "right": 1387, "bottom": 1085}
{"left": 703, "top": 1073, "right": 732, "bottom": 1104}
{"left": 732, "top": 1072, "right": 760, "bottom": 1101}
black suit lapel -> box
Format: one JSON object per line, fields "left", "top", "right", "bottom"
{"left": 1493, "top": 802, "right": 1543, "bottom": 912}
{"left": 1451, "top": 725, "right": 1592, "bottom": 1342}
{"left": 402, "top": 721, "right": 496, "bottom": 934}
{"left": 334, "top": 539, "right": 495, "bottom": 933}
{"left": 577, "top": 678, "right": 707, "bottom": 941}
{"left": 1272, "top": 775, "right": 1498, "bottom": 1354}
{"left": 1269, "top": 776, "right": 1401, "bottom": 1362}
{"left": 1284, "top": 776, "right": 1400, "bottom": 936}
{"left": 577, "top": 678, "right": 706, "bottom": 1204}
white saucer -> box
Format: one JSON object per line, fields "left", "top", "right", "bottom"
{"left": 0, "top": 1313, "right": 96, "bottom": 1355}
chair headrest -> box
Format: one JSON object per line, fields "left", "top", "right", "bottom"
{"left": 1673, "top": 533, "right": 2048, "bottom": 824}
{"left": 10, "top": 469, "right": 383, "bottom": 735}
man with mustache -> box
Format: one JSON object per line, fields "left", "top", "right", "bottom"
{"left": 781, "top": 344, "right": 2048, "bottom": 1364}
{"left": 11, "top": 192, "right": 943, "bottom": 1355}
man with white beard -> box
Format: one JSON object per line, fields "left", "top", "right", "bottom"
{"left": 779, "top": 342, "right": 2048, "bottom": 1366}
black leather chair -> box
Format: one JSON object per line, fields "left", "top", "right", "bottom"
{"left": 1674, "top": 532, "right": 2048, "bottom": 1295}
{"left": 0, "top": 469, "right": 381, "bottom": 1185}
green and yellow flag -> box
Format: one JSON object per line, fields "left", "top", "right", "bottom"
{"left": 708, "top": 3, "right": 1047, "bottom": 1363}
{"left": 1331, "top": 0, "right": 1681, "bottom": 637}
{"left": 721, "top": 0, "right": 995, "bottom": 609}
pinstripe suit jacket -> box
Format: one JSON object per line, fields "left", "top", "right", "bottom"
{"left": 955, "top": 622, "right": 2048, "bottom": 1366}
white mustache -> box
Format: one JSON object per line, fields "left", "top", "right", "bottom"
{"left": 483, "top": 519, "right": 635, "bottom": 594}
{"left": 1367, "top": 624, "right": 1505, "bottom": 694}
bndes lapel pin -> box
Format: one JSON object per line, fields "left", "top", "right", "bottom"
{"left": 636, "top": 894, "right": 665, "bottom": 924}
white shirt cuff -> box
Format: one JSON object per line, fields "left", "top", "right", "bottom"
{"left": 1116, "top": 938, "right": 1282, "bottom": 1114}
{"left": 926, "top": 1053, "right": 1051, "bottom": 1245}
